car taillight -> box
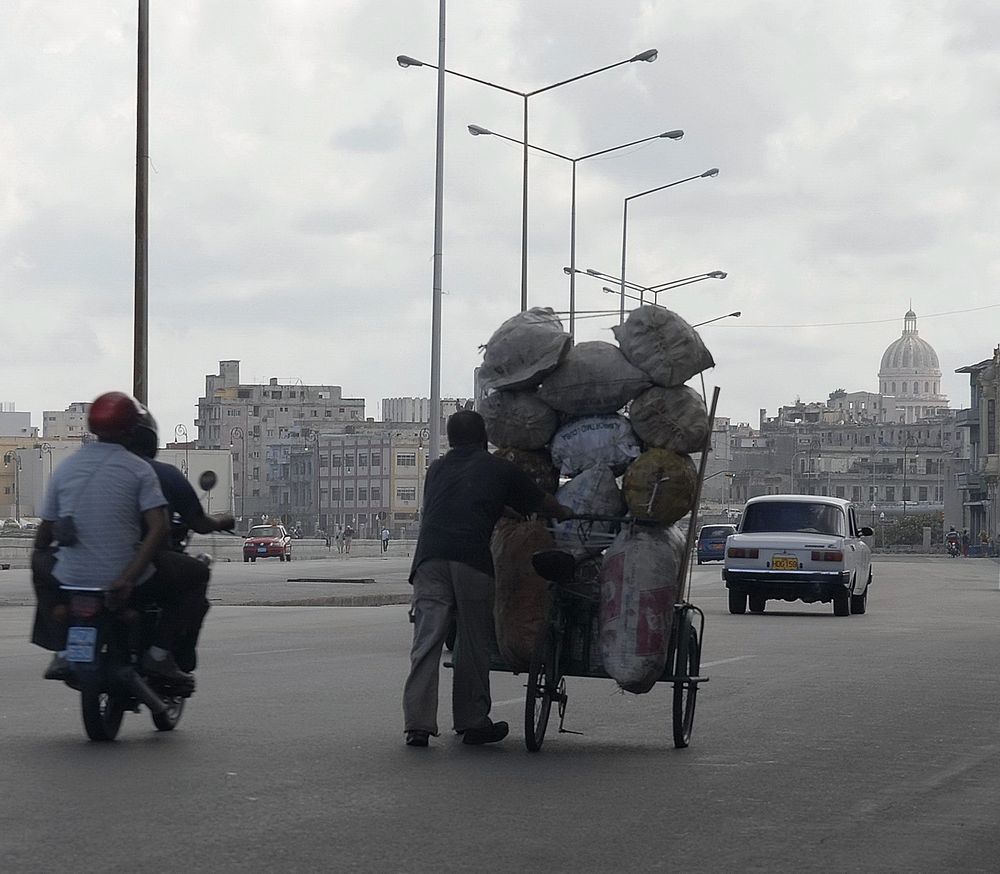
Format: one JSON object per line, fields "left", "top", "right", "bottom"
{"left": 70, "top": 595, "right": 102, "bottom": 619}
{"left": 811, "top": 550, "right": 844, "bottom": 562}
{"left": 727, "top": 547, "right": 759, "bottom": 558}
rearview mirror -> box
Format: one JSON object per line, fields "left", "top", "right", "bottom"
{"left": 198, "top": 470, "right": 218, "bottom": 492}
{"left": 859, "top": 526, "right": 874, "bottom": 537}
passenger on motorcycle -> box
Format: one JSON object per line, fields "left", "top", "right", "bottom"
{"left": 31, "top": 392, "right": 193, "bottom": 683}
{"left": 127, "top": 411, "right": 235, "bottom": 671}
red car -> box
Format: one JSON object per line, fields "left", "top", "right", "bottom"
{"left": 243, "top": 525, "right": 293, "bottom": 562}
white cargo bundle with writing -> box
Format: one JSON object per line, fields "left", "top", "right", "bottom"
{"left": 548, "top": 414, "right": 641, "bottom": 477}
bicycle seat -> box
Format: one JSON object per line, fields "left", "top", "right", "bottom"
{"left": 531, "top": 549, "right": 576, "bottom": 586}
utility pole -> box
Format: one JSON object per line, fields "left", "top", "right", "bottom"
{"left": 133, "top": 0, "right": 149, "bottom": 403}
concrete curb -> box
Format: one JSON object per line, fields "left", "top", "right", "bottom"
{"left": 229, "top": 594, "right": 412, "bottom": 608}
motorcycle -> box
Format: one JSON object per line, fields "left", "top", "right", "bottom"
{"left": 947, "top": 539, "right": 960, "bottom": 558}
{"left": 60, "top": 470, "right": 218, "bottom": 742}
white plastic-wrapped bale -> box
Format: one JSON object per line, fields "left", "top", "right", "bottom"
{"left": 479, "top": 308, "right": 572, "bottom": 392}
{"left": 612, "top": 305, "right": 714, "bottom": 388}
{"left": 537, "top": 341, "right": 652, "bottom": 416}
{"left": 549, "top": 414, "right": 641, "bottom": 477}
{"left": 492, "top": 447, "right": 559, "bottom": 495}
{"left": 622, "top": 449, "right": 698, "bottom": 525}
{"left": 492, "top": 518, "right": 556, "bottom": 672}
{"left": 550, "top": 466, "right": 625, "bottom": 559}
{"left": 481, "top": 390, "right": 558, "bottom": 451}
{"left": 599, "top": 523, "right": 685, "bottom": 694}
{"left": 628, "top": 385, "right": 710, "bottom": 454}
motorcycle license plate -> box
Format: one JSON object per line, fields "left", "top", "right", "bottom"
{"left": 66, "top": 626, "right": 98, "bottom": 663}
{"left": 772, "top": 555, "right": 799, "bottom": 571}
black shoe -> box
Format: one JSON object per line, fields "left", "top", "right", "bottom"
{"left": 44, "top": 654, "right": 71, "bottom": 682}
{"left": 405, "top": 730, "right": 430, "bottom": 747}
{"left": 141, "top": 651, "right": 193, "bottom": 683}
{"left": 461, "top": 720, "right": 509, "bottom": 746}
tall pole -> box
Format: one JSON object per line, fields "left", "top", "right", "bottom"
{"left": 569, "top": 160, "right": 577, "bottom": 339}
{"left": 521, "top": 95, "right": 529, "bottom": 311}
{"left": 428, "top": 0, "right": 445, "bottom": 464}
{"left": 133, "top": 0, "right": 149, "bottom": 404}
{"left": 619, "top": 199, "right": 629, "bottom": 325}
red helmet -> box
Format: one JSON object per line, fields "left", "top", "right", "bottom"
{"left": 87, "top": 392, "right": 144, "bottom": 440}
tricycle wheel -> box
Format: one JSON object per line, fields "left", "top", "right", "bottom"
{"left": 525, "top": 625, "right": 561, "bottom": 752}
{"left": 152, "top": 696, "right": 185, "bottom": 731}
{"left": 671, "top": 612, "right": 700, "bottom": 749}
{"left": 82, "top": 690, "right": 125, "bottom": 742}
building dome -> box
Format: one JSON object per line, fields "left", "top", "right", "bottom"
{"left": 879, "top": 309, "right": 940, "bottom": 372}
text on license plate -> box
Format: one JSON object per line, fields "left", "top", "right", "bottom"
{"left": 258, "top": 546, "right": 268, "bottom": 553}
{"left": 772, "top": 555, "right": 799, "bottom": 570}
{"left": 66, "top": 626, "right": 98, "bottom": 662}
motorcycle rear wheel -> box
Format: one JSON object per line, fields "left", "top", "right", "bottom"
{"left": 152, "top": 696, "right": 185, "bottom": 731}
{"left": 81, "top": 690, "right": 125, "bottom": 742}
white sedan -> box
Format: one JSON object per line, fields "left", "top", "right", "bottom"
{"left": 722, "top": 495, "right": 873, "bottom": 617}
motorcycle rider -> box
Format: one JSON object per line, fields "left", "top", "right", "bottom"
{"left": 127, "top": 410, "right": 235, "bottom": 671}
{"left": 946, "top": 526, "right": 960, "bottom": 556}
{"left": 32, "top": 392, "right": 192, "bottom": 683}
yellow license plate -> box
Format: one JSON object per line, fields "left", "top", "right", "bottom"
{"left": 772, "top": 555, "right": 798, "bottom": 570}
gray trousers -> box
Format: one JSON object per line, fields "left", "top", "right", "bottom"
{"left": 403, "top": 559, "right": 497, "bottom": 735}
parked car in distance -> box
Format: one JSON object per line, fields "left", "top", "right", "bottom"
{"left": 243, "top": 525, "right": 293, "bottom": 563}
{"left": 722, "top": 495, "right": 873, "bottom": 617}
{"left": 696, "top": 524, "right": 737, "bottom": 564}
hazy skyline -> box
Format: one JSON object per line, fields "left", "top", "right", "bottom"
{"left": 2, "top": 1, "right": 998, "bottom": 436}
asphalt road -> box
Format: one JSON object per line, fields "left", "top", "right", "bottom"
{"left": 3, "top": 557, "right": 1000, "bottom": 873}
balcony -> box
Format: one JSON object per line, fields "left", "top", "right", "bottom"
{"left": 954, "top": 408, "right": 979, "bottom": 429}
{"left": 956, "top": 471, "right": 985, "bottom": 492}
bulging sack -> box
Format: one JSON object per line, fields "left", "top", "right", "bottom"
{"left": 628, "top": 385, "right": 710, "bottom": 454}
{"left": 622, "top": 449, "right": 697, "bottom": 525}
{"left": 549, "top": 414, "right": 641, "bottom": 477}
{"left": 538, "top": 341, "right": 652, "bottom": 415}
{"left": 599, "top": 524, "right": 685, "bottom": 694}
{"left": 612, "top": 306, "right": 714, "bottom": 388}
{"left": 492, "top": 447, "right": 559, "bottom": 495}
{"left": 479, "top": 308, "right": 572, "bottom": 392}
{"left": 492, "top": 518, "right": 556, "bottom": 672}
{"left": 481, "top": 390, "right": 558, "bottom": 451}
{"left": 550, "top": 466, "right": 625, "bottom": 558}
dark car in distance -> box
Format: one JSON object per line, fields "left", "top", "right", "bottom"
{"left": 696, "top": 524, "right": 737, "bottom": 564}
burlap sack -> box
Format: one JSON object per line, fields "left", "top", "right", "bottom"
{"left": 622, "top": 449, "right": 698, "bottom": 524}
{"left": 538, "top": 341, "right": 652, "bottom": 415}
{"left": 481, "top": 390, "right": 558, "bottom": 451}
{"left": 492, "top": 446, "right": 560, "bottom": 495}
{"left": 628, "top": 385, "right": 710, "bottom": 453}
{"left": 612, "top": 306, "right": 714, "bottom": 387}
{"left": 479, "top": 308, "right": 571, "bottom": 392}
{"left": 492, "top": 518, "right": 556, "bottom": 672}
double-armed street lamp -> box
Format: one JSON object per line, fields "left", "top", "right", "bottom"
{"left": 3, "top": 451, "right": 21, "bottom": 522}
{"left": 468, "top": 125, "right": 683, "bottom": 338}
{"left": 620, "top": 168, "right": 719, "bottom": 324}
{"left": 397, "top": 48, "right": 658, "bottom": 312}
{"left": 578, "top": 266, "right": 727, "bottom": 306}
{"left": 229, "top": 427, "right": 246, "bottom": 522}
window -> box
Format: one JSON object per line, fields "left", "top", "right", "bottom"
{"left": 989, "top": 399, "right": 997, "bottom": 454}
{"left": 311, "top": 410, "right": 318, "bottom": 417}
{"left": 851, "top": 486, "right": 861, "bottom": 502}
{"left": 331, "top": 488, "right": 341, "bottom": 501}
{"left": 371, "top": 453, "right": 381, "bottom": 467}
{"left": 238, "top": 389, "right": 251, "bottom": 398}
{"left": 918, "top": 487, "right": 928, "bottom": 502}
{"left": 397, "top": 487, "right": 417, "bottom": 501}
{"left": 332, "top": 455, "right": 341, "bottom": 468}
{"left": 345, "top": 487, "right": 355, "bottom": 501}
{"left": 345, "top": 453, "right": 354, "bottom": 472}
{"left": 397, "top": 452, "right": 416, "bottom": 467}
{"left": 885, "top": 487, "right": 895, "bottom": 501}
{"left": 902, "top": 486, "right": 911, "bottom": 502}
{"left": 371, "top": 486, "right": 381, "bottom": 502}
{"left": 835, "top": 486, "right": 845, "bottom": 498}
{"left": 359, "top": 487, "right": 368, "bottom": 501}
{"left": 358, "top": 453, "right": 368, "bottom": 468}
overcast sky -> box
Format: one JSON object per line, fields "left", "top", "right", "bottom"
{"left": 2, "top": 0, "right": 998, "bottom": 438}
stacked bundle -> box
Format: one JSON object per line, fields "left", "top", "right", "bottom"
{"left": 482, "top": 307, "right": 715, "bottom": 690}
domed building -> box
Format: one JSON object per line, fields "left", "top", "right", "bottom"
{"left": 878, "top": 309, "right": 949, "bottom": 423}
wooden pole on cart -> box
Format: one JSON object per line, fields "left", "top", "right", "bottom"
{"left": 677, "top": 386, "right": 721, "bottom": 602}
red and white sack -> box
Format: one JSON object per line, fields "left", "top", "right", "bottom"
{"left": 549, "top": 466, "right": 625, "bottom": 559}
{"left": 599, "top": 524, "right": 685, "bottom": 694}
{"left": 549, "top": 414, "right": 641, "bottom": 477}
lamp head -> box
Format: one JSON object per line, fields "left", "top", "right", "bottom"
{"left": 562, "top": 267, "right": 573, "bottom": 275}
{"left": 708, "top": 271, "right": 727, "bottom": 279}
{"left": 586, "top": 268, "right": 601, "bottom": 276}
{"left": 630, "top": 49, "right": 658, "bottom": 63}
{"left": 396, "top": 55, "right": 423, "bottom": 68}
{"left": 660, "top": 129, "right": 684, "bottom": 140}
{"left": 467, "top": 124, "right": 492, "bottom": 136}
{"left": 701, "top": 167, "right": 720, "bottom": 178}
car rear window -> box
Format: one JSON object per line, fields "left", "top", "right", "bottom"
{"left": 740, "top": 502, "right": 845, "bottom": 536}
{"left": 700, "top": 526, "right": 735, "bottom": 538}
{"left": 250, "top": 527, "right": 283, "bottom": 537}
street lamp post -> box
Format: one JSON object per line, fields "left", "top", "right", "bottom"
{"left": 578, "top": 266, "right": 727, "bottom": 307}
{"left": 620, "top": 169, "right": 719, "bottom": 324}
{"left": 174, "top": 424, "right": 189, "bottom": 477}
{"left": 469, "top": 125, "right": 683, "bottom": 339}
{"left": 3, "top": 451, "right": 21, "bottom": 522}
{"left": 306, "top": 430, "right": 321, "bottom": 536}
{"left": 902, "top": 440, "right": 918, "bottom": 517}
{"left": 398, "top": 48, "right": 658, "bottom": 312}
{"left": 229, "top": 427, "right": 246, "bottom": 523}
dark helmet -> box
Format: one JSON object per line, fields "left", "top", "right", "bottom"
{"left": 130, "top": 408, "right": 159, "bottom": 459}
{"left": 87, "top": 392, "right": 144, "bottom": 441}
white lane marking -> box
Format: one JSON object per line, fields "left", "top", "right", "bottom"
{"left": 492, "top": 696, "right": 527, "bottom": 708}
{"left": 230, "top": 647, "right": 313, "bottom": 656}
{"left": 700, "top": 655, "right": 755, "bottom": 668}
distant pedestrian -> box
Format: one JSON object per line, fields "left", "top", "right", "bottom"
{"left": 961, "top": 529, "right": 970, "bottom": 558}
{"left": 344, "top": 524, "right": 354, "bottom": 554}
{"left": 335, "top": 525, "right": 344, "bottom": 554}
{"left": 381, "top": 527, "right": 390, "bottom": 554}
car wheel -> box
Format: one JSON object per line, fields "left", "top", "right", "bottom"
{"left": 251, "top": 557, "right": 256, "bottom": 563}
{"left": 286, "top": 551, "right": 291, "bottom": 562}
{"left": 696, "top": 556, "right": 703, "bottom": 565}
{"left": 243, "top": 556, "right": 249, "bottom": 563}
{"left": 833, "top": 589, "right": 850, "bottom": 617}
{"left": 850, "top": 572, "right": 870, "bottom": 615}
{"left": 278, "top": 553, "right": 285, "bottom": 562}
{"left": 728, "top": 590, "right": 747, "bottom": 615}
{"left": 748, "top": 595, "right": 766, "bottom": 614}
